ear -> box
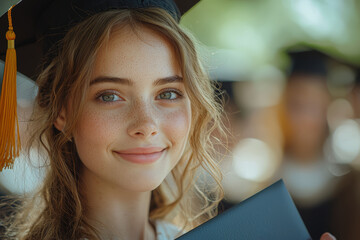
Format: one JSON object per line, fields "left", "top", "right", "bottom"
{"left": 54, "top": 108, "right": 66, "bottom": 131}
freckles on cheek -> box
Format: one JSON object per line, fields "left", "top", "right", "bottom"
{"left": 75, "top": 109, "right": 119, "bottom": 146}
{"left": 164, "top": 108, "right": 191, "bottom": 145}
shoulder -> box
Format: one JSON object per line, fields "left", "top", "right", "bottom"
{"left": 153, "top": 219, "right": 184, "bottom": 240}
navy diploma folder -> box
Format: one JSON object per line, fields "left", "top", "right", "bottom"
{"left": 177, "top": 180, "right": 312, "bottom": 240}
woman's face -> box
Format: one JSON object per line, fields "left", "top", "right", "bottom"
{"left": 72, "top": 25, "right": 191, "bottom": 192}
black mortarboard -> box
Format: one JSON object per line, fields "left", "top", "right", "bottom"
{"left": 287, "top": 49, "right": 328, "bottom": 77}
{"left": 0, "top": 0, "right": 200, "bottom": 80}
{"left": 0, "top": 0, "right": 200, "bottom": 171}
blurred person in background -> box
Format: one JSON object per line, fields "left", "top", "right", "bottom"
{"left": 215, "top": 58, "right": 337, "bottom": 239}
{"left": 280, "top": 49, "right": 342, "bottom": 238}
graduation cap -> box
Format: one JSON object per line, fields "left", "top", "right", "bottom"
{"left": 0, "top": 0, "right": 200, "bottom": 171}
{"left": 355, "top": 68, "right": 360, "bottom": 85}
{"left": 287, "top": 49, "right": 328, "bottom": 78}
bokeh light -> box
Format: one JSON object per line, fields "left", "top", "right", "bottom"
{"left": 232, "top": 138, "right": 277, "bottom": 182}
{"left": 332, "top": 119, "right": 360, "bottom": 164}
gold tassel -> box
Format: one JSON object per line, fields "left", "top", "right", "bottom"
{"left": 0, "top": 6, "right": 20, "bottom": 171}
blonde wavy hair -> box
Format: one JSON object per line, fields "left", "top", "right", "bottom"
{"left": 1, "top": 8, "right": 226, "bottom": 240}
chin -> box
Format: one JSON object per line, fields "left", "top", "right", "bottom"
{"left": 120, "top": 175, "right": 165, "bottom": 193}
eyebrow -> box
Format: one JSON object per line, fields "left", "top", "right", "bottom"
{"left": 89, "top": 75, "right": 183, "bottom": 86}
{"left": 153, "top": 75, "right": 183, "bottom": 86}
{"left": 90, "top": 77, "right": 132, "bottom": 86}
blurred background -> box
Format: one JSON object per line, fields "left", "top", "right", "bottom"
{"left": 181, "top": 1, "right": 360, "bottom": 239}
{"left": 1, "top": 0, "right": 360, "bottom": 239}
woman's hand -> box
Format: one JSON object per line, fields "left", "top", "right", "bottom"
{"left": 320, "top": 233, "right": 336, "bottom": 240}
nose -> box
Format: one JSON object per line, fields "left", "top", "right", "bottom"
{"left": 127, "top": 101, "right": 158, "bottom": 139}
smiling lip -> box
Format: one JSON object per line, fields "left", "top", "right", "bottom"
{"left": 114, "top": 147, "right": 166, "bottom": 164}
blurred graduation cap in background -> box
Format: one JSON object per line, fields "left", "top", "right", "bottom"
{"left": 355, "top": 68, "right": 360, "bottom": 85}
{"left": 287, "top": 48, "right": 328, "bottom": 78}
{"left": 0, "top": 0, "right": 200, "bottom": 171}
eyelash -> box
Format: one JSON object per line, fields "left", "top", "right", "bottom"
{"left": 95, "top": 89, "right": 184, "bottom": 104}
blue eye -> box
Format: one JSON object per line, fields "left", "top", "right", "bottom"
{"left": 157, "top": 90, "right": 182, "bottom": 100}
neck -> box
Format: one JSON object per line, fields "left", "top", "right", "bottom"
{"left": 80, "top": 168, "right": 156, "bottom": 240}
{"left": 287, "top": 146, "right": 322, "bottom": 164}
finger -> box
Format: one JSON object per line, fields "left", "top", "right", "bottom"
{"left": 320, "top": 232, "right": 336, "bottom": 240}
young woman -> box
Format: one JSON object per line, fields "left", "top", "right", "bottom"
{"left": 0, "top": 1, "right": 337, "bottom": 239}
{"left": 1, "top": 2, "right": 225, "bottom": 240}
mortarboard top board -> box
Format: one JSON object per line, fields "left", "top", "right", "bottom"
{"left": 287, "top": 48, "right": 328, "bottom": 78}
{"left": 177, "top": 180, "right": 312, "bottom": 240}
{"left": 0, "top": 0, "right": 200, "bottom": 80}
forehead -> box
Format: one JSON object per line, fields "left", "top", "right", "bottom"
{"left": 92, "top": 25, "right": 181, "bottom": 81}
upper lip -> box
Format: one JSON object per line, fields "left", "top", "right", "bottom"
{"left": 115, "top": 147, "right": 166, "bottom": 154}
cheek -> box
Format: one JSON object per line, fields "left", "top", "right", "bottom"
{"left": 73, "top": 108, "right": 123, "bottom": 156}
{"left": 162, "top": 104, "right": 192, "bottom": 149}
